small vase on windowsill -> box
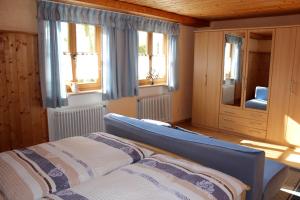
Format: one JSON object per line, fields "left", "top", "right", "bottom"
{"left": 70, "top": 81, "right": 79, "bottom": 93}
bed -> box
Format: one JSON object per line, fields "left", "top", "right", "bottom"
{"left": 0, "top": 132, "right": 152, "bottom": 200}
{"left": 0, "top": 113, "right": 288, "bottom": 200}
{"left": 104, "top": 113, "right": 289, "bottom": 200}
{"left": 45, "top": 154, "right": 248, "bottom": 200}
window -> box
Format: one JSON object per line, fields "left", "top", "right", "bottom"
{"left": 138, "top": 31, "right": 167, "bottom": 86}
{"left": 61, "top": 22, "right": 102, "bottom": 92}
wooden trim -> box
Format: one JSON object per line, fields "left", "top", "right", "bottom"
{"left": 96, "top": 26, "right": 102, "bottom": 88}
{"left": 195, "top": 25, "right": 300, "bottom": 33}
{"left": 69, "top": 23, "right": 77, "bottom": 82}
{"left": 56, "top": 0, "right": 209, "bottom": 27}
{"left": 148, "top": 32, "right": 153, "bottom": 73}
{"left": 139, "top": 78, "right": 166, "bottom": 86}
{"left": 0, "top": 30, "right": 37, "bottom": 35}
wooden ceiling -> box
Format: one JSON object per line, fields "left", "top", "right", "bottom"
{"left": 118, "top": 0, "right": 300, "bottom": 20}
{"left": 65, "top": 0, "right": 300, "bottom": 27}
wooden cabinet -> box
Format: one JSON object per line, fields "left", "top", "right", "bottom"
{"left": 192, "top": 26, "right": 300, "bottom": 146}
{"left": 266, "top": 27, "right": 297, "bottom": 145}
{"left": 284, "top": 27, "right": 300, "bottom": 146}
{"left": 192, "top": 31, "right": 223, "bottom": 128}
{"left": 0, "top": 32, "right": 48, "bottom": 152}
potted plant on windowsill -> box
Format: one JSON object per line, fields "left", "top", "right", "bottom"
{"left": 146, "top": 69, "right": 159, "bottom": 85}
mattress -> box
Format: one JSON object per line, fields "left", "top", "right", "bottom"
{"left": 45, "top": 154, "right": 248, "bottom": 200}
{"left": 0, "top": 132, "right": 152, "bottom": 200}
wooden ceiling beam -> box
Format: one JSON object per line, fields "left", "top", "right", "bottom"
{"left": 57, "top": 0, "right": 209, "bottom": 27}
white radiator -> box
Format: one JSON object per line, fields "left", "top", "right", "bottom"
{"left": 137, "top": 93, "right": 172, "bottom": 122}
{"left": 47, "top": 104, "right": 107, "bottom": 141}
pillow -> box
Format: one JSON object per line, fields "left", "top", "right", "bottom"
{"left": 0, "top": 132, "right": 153, "bottom": 200}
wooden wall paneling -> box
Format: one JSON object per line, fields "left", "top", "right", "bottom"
{"left": 266, "top": 27, "right": 297, "bottom": 144}
{"left": 192, "top": 32, "right": 208, "bottom": 126}
{"left": 0, "top": 32, "right": 48, "bottom": 152}
{"left": 16, "top": 33, "right": 34, "bottom": 147}
{"left": 5, "top": 33, "right": 23, "bottom": 149}
{"left": 0, "top": 33, "right": 11, "bottom": 152}
{"left": 205, "top": 31, "right": 223, "bottom": 128}
{"left": 285, "top": 27, "right": 300, "bottom": 146}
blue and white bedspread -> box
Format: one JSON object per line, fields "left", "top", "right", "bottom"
{"left": 45, "top": 154, "right": 248, "bottom": 200}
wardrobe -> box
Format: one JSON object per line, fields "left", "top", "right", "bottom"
{"left": 192, "top": 26, "right": 300, "bottom": 147}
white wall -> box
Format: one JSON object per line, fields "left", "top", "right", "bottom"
{"left": 0, "top": 0, "right": 196, "bottom": 122}
{"left": 0, "top": 0, "right": 37, "bottom": 33}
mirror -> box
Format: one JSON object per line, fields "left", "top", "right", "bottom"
{"left": 245, "top": 31, "right": 272, "bottom": 111}
{"left": 222, "top": 32, "right": 245, "bottom": 107}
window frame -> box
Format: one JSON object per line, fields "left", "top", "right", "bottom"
{"left": 138, "top": 32, "right": 168, "bottom": 86}
{"left": 65, "top": 23, "right": 102, "bottom": 92}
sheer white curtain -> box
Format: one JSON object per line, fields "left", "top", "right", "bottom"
{"left": 38, "top": 20, "right": 68, "bottom": 108}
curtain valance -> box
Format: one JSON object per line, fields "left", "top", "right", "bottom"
{"left": 37, "top": 1, "right": 180, "bottom": 35}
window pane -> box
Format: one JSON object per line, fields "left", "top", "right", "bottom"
{"left": 60, "top": 22, "right": 69, "bottom": 52}
{"left": 152, "top": 33, "right": 164, "bottom": 55}
{"left": 62, "top": 55, "right": 73, "bottom": 82}
{"left": 138, "top": 31, "right": 150, "bottom": 80}
{"left": 60, "top": 22, "right": 72, "bottom": 82}
{"left": 138, "top": 31, "right": 148, "bottom": 55}
{"left": 138, "top": 55, "right": 150, "bottom": 80}
{"left": 76, "top": 24, "right": 96, "bottom": 52}
{"left": 152, "top": 33, "right": 166, "bottom": 79}
{"left": 152, "top": 55, "right": 166, "bottom": 78}
{"left": 76, "top": 55, "right": 99, "bottom": 83}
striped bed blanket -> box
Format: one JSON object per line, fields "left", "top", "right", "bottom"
{"left": 0, "top": 132, "right": 152, "bottom": 200}
{"left": 45, "top": 154, "right": 248, "bottom": 200}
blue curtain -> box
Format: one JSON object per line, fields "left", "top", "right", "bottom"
{"left": 38, "top": 0, "right": 180, "bottom": 103}
{"left": 38, "top": 20, "right": 68, "bottom": 108}
{"left": 168, "top": 35, "right": 179, "bottom": 91}
{"left": 38, "top": 1, "right": 179, "bottom": 35}
{"left": 102, "top": 27, "right": 138, "bottom": 100}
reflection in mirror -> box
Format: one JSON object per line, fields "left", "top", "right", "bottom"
{"left": 222, "top": 33, "right": 245, "bottom": 107}
{"left": 245, "top": 31, "right": 272, "bottom": 111}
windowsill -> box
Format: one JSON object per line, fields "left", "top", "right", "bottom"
{"left": 67, "top": 89, "right": 102, "bottom": 96}
{"left": 139, "top": 84, "right": 168, "bottom": 88}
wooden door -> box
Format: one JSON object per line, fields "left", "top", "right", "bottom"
{"left": 267, "top": 27, "right": 297, "bottom": 145}
{"left": 205, "top": 31, "right": 223, "bottom": 128}
{"left": 192, "top": 32, "right": 208, "bottom": 126}
{"left": 286, "top": 27, "right": 300, "bottom": 146}
{"left": 0, "top": 32, "right": 48, "bottom": 152}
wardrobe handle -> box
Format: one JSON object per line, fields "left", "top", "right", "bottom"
{"left": 291, "top": 80, "right": 297, "bottom": 95}
{"left": 205, "top": 74, "right": 208, "bottom": 86}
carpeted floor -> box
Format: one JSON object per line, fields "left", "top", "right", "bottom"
{"left": 274, "top": 168, "right": 300, "bottom": 200}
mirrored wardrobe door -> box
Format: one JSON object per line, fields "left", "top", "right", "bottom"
{"left": 221, "top": 32, "right": 246, "bottom": 107}
{"left": 244, "top": 30, "right": 273, "bottom": 111}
